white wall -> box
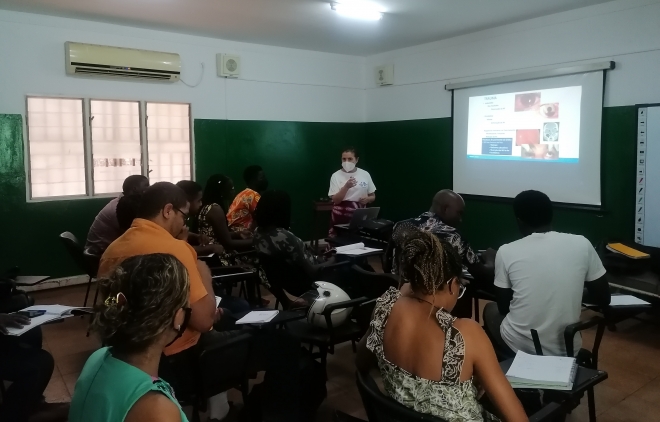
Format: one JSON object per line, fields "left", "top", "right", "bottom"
{"left": 0, "top": 10, "right": 366, "bottom": 122}
{"left": 365, "top": 0, "right": 660, "bottom": 122}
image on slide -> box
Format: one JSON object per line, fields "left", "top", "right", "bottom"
{"left": 467, "top": 86, "right": 581, "bottom": 163}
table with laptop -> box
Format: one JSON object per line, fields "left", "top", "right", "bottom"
{"left": 328, "top": 207, "right": 392, "bottom": 250}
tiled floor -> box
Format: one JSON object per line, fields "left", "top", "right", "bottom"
{"left": 33, "top": 284, "right": 660, "bottom": 422}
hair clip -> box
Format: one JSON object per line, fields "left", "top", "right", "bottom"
{"left": 105, "top": 292, "right": 128, "bottom": 308}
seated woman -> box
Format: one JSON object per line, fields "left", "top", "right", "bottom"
{"left": 198, "top": 174, "right": 268, "bottom": 300}
{"left": 253, "top": 190, "right": 337, "bottom": 308}
{"left": 69, "top": 253, "right": 191, "bottom": 422}
{"left": 176, "top": 180, "right": 225, "bottom": 256}
{"left": 198, "top": 174, "right": 255, "bottom": 252}
{"left": 356, "top": 231, "right": 527, "bottom": 422}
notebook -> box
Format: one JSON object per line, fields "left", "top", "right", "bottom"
{"left": 334, "top": 243, "right": 382, "bottom": 256}
{"left": 7, "top": 305, "right": 92, "bottom": 336}
{"left": 236, "top": 310, "right": 279, "bottom": 325}
{"left": 506, "top": 351, "right": 577, "bottom": 390}
{"left": 606, "top": 243, "right": 650, "bottom": 259}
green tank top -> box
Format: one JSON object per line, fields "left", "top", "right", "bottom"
{"left": 69, "top": 347, "right": 188, "bottom": 422}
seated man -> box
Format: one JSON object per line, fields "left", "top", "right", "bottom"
{"left": 389, "top": 190, "right": 495, "bottom": 317}
{"left": 100, "top": 182, "right": 299, "bottom": 422}
{"left": 0, "top": 316, "right": 68, "bottom": 422}
{"left": 226, "top": 165, "right": 268, "bottom": 232}
{"left": 85, "top": 175, "right": 149, "bottom": 256}
{"left": 483, "top": 190, "right": 611, "bottom": 358}
{"left": 390, "top": 190, "right": 495, "bottom": 280}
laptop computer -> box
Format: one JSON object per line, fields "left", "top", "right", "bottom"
{"left": 335, "top": 207, "right": 380, "bottom": 230}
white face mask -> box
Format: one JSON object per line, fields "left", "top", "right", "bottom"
{"left": 342, "top": 161, "right": 356, "bottom": 172}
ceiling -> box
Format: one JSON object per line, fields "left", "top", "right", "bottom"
{"left": 0, "top": 0, "right": 615, "bottom": 56}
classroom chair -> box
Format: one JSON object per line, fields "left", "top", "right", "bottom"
{"left": 530, "top": 315, "right": 607, "bottom": 422}
{"left": 351, "top": 371, "right": 566, "bottom": 422}
{"left": 286, "top": 295, "right": 370, "bottom": 367}
{"left": 258, "top": 252, "right": 351, "bottom": 310}
{"left": 161, "top": 332, "right": 252, "bottom": 422}
{"left": 350, "top": 265, "right": 400, "bottom": 299}
{"left": 58, "top": 232, "right": 102, "bottom": 307}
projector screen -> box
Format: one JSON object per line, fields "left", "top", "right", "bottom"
{"left": 453, "top": 72, "right": 604, "bottom": 205}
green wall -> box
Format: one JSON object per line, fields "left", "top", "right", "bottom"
{"left": 363, "top": 106, "right": 638, "bottom": 249}
{"left": 0, "top": 114, "right": 109, "bottom": 278}
{"left": 195, "top": 120, "right": 366, "bottom": 240}
{"left": 0, "top": 106, "right": 637, "bottom": 277}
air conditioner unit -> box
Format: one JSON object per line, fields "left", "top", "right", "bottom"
{"left": 65, "top": 42, "right": 181, "bottom": 82}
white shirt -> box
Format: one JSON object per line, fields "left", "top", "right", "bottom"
{"left": 495, "top": 231, "right": 606, "bottom": 356}
{"left": 328, "top": 168, "right": 376, "bottom": 203}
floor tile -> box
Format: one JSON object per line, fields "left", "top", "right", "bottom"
{"left": 43, "top": 373, "right": 70, "bottom": 404}
{"left": 62, "top": 372, "right": 81, "bottom": 397}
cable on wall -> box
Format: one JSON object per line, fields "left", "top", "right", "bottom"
{"left": 180, "top": 62, "right": 205, "bottom": 88}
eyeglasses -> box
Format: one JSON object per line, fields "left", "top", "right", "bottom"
{"left": 447, "top": 278, "right": 467, "bottom": 299}
{"left": 174, "top": 207, "right": 190, "bottom": 222}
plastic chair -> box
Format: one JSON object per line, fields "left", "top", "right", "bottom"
{"left": 530, "top": 315, "right": 606, "bottom": 422}
{"left": 259, "top": 253, "right": 351, "bottom": 309}
{"left": 350, "top": 265, "right": 399, "bottom": 300}
{"left": 286, "top": 295, "right": 370, "bottom": 366}
{"left": 356, "top": 371, "right": 566, "bottom": 422}
{"left": 59, "top": 232, "right": 101, "bottom": 307}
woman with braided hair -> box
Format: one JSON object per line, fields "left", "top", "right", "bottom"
{"left": 69, "top": 254, "right": 191, "bottom": 422}
{"left": 356, "top": 231, "right": 527, "bottom": 422}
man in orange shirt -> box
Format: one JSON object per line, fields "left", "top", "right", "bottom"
{"left": 100, "top": 182, "right": 303, "bottom": 422}
{"left": 226, "top": 165, "right": 268, "bottom": 232}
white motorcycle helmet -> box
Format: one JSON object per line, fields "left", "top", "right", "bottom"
{"left": 306, "top": 282, "right": 352, "bottom": 328}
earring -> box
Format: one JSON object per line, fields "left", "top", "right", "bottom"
{"left": 177, "top": 325, "right": 181, "bottom": 331}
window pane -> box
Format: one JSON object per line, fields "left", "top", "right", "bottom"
{"left": 146, "top": 103, "right": 191, "bottom": 183}
{"left": 27, "top": 98, "right": 86, "bottom": 199}
{"left": 90, "top": 100, "right": 142, "bottom": 195}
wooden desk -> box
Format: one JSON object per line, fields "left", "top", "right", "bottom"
{"left": 311, "top": 200, "right": 334, "bottom": 252}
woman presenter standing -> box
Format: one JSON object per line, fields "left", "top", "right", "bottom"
{"left": 327, "top": 147, "right": 376, "bottom": 237}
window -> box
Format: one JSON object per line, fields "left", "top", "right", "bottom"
{"left": 27, "top": 98, "right": 87, "bottom": 198}
{"left": 147, "top": 103, "right": 192, "bottom": 184}
{"left": 25, "top": 97, "right": 192, "bottom": 200}
{"left": 90, "top": 100, "right": 142, "bottom": 195}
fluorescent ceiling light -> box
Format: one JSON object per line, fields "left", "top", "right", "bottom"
{"left": 331, "top": 2, "right": 383, "bottom": 21}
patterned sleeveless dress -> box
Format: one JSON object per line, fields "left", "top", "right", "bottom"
{"left": 367, "top": 288, "right": 500, "bottom": 422}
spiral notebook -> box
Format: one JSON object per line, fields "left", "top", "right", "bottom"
{"left": 506, "top": 351, "right": 578, "bottom": 390}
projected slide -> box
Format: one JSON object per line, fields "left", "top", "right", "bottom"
{"left": 466, "top": 86, "right": 582, "bottom": 162}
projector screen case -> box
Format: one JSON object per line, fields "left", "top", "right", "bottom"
{"left": 452, "top": 71, "right": 606, "bottom": 206}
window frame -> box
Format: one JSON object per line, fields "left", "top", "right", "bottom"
{"left": 23, "top": 95, "right": 194, "bottom": 203}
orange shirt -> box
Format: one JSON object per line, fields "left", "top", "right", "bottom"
{"left": 98, "top": 218, "right": 208, "bottom": 356}
{"left": 226, "top": 188, "right": 261, "bottom": 231}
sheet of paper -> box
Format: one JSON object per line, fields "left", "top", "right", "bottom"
{"left": 22, "top": 305, "right": 81, "bottom": 316}
{"left": 337, "top": 247, "right": 382, "bottom": 256}
{"left": 335, "top": 243, "right": 364, "bottom": 253}
{"left": 236, "top": 310, "right": 279, "bottom": 325}
{"left": 6, "top": 313, "right": 62, "bottom": 336}
{"left": 215, "top": 296, "right": 222, "bottom": 307}
{"left": 609, "top": 295, "right": 651, "bottom": 307}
